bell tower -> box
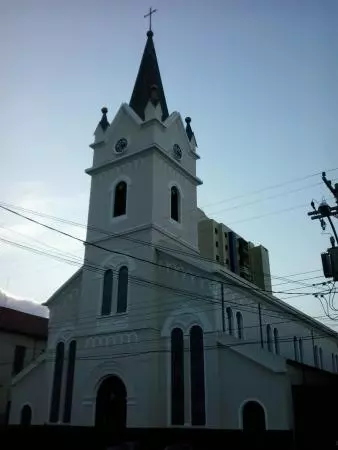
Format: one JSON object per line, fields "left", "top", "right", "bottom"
{"left": 85, "top": 29, "right": 202, "bottom": 253}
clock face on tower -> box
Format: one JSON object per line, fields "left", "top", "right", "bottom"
{"left": 115, "top": 138, "right": 128, "bottom": 153}
{"left": 173, "top": 144, "right": 182, "bottom": 160}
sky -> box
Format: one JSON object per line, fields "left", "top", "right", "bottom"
{"left": 0, "top": 0, "right": 337, "bottom": 325}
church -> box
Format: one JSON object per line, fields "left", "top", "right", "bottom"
{"left": 8, "top": 26, "right": 338, "bottom": 432}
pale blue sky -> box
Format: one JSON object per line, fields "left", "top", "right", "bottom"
{"left": 0, "top": 0, "right": 337, "bottom": 326}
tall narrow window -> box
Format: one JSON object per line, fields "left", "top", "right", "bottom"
{"left": 113, "top": 181, "right": 127, "bottom": 217}
{"left": 101, "top": 269, "right": 113, "bottom": 316}
{"left": 226, "top": 307, "right": 233, "bottom": 335}
{"left": 335, "top": 355, "right": 338, "bottom": 372}
{"left": 332, "top": 353, "right": 335, "bottom": 372}
{"left": 12, "top": 345, "right": 26, "bottom": 375}
{"left": 20, "top": 405, "right": 32, "bottom": 426}
{"left": 293, "top": 336, "right": 299, "bottom": 361}
{"left": 117, "top": 266, "right": 128, "bottom": 313}
{"left": 266, "top": 325, "right": 272, "bottom": 352}
{"left": 171, "top": 328, "right": 184, "bottom": 425}
{"left": 49, "top": 341, "right": 65, "bottom": 423}
{"left": 314, "top": 345, "right": 319, "bottom": 367}
{"left": 190, "top": 325, "right": 206, "bottom": 426}
{"left": 63, "top": 340, "right": 77, "bottom": 423}
{"left": 319, "top": 347, "right": 323, "bottom": 369}
{"left": 236, "top": 312, "right": 243, "bottom": 340}
{"left": 171, "top": 186, "right": 180, "bottom": 222}
{"left": 273, "top": 328, "right": 279, "bottom": 354}
{"left": 299, "top": 338, "right": 303, "bottom": 363}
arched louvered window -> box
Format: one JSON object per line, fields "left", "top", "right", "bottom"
{"left": 63, "top": 340, "right": 77, "bottom": 423}
{"left": 117, "top": 266, "right": 128, "bottom": 313}
{"left": 20, "top": 404, "right": 32, "bottom": 425}
{"left": 226, "top": 307, "right": 233, "bottom": 335}
{"left": 101, "top": 269, "right": 113, "bottom": 316}
{"left": 293, "top": 336, "right": 299, "bottom": 361}
{"left": 236, "top": 312, "right": 243, "bottom": 340}
{"left": 299, "top": 338, "right": 303, "bottom": 363}
{"left": 170, "top": 186, "right": 180, "bottom": 222}
{"left": 49, "top": 341, "right": 65, "bottom": 423}
{"left": 266, "top": 325, "right": 272, "bottom": 352}
{"left": 190, "top": 325, "right": 206, "bottom": 426}
{"left": 171, "top": 328, "right": 184, "bottom": 425}
{"left": 113, "top": 181, "right": 127, "bottom": 217}
{"left": 273, "top": 328, "right": 279, "bottom": 354}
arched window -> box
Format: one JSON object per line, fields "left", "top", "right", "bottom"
{"left": 171, "top": 328, "right": 184, "bottom": 425}
{"left": 293, "top": 336, "right": 299, "bottom": 361}
{"left": 226, "top": 307, "right": 233, "bottom": 335}
{"left": 190, "top": 325, "right": 206, "bottom": 426}
{"left": 113, "top": 181, "right": 127, "bottom": 217}
{"left": 266, "top": 325, "right": 272, "bottom": 352}
{"left": 49, "top": 341, "right": 65, "bottom": 423}
{"left": 273, "top": 328, "right": 279, "bottom": 354}
{"left": 299, "top": 338, "right": 303, "bottom": 363}
{"left": 117, "top": 266, "right": 128, "bottom": 313}
{"left": 319, "top": 347, "right": 323, "bottom": 369}
{"left": 20, "top": 404, "right": 32, "bottom": 425}
{"left": 170, "top": 186, "right": 180, "bottom": 222}
{"left": 236, "top": 312, "right": 243, "bottom": 340}
{"left": 101, "top": 269, "right": 113, "bottom": 316}
{"left": 63, "top": 340, "right": 77, "bottom": 423}
{"left": 242, "top": 401, "right": 266, "bottom": 431}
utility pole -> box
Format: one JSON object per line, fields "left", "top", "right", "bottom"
{"left": 307, "top": 172, "right": 338, "bottom": 281}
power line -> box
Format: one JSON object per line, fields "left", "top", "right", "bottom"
{"left": 0, "top": 200, "right": 322, "bottom": 288}
{"left": 2, "top": 329, "right": 337, "bottom": 369}
{"left": 200, "top": 167, "right": 338, "bottom": 210}
{"left": 0, "top": 205, "right": 328, "bottom": 298}
{"left": 0, "top": 235, "right": 335, "bottom": 337}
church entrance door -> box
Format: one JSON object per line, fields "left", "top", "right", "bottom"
{"left": 95, "top": 375, "right": 127, "bottom": 429}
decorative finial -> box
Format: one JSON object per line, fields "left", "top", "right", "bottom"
{"left": 99, "top": 106, "right": 109, "bottom": 131}
{"left": 144, "top": 7, "right": 157, "bottom": 33}
{"left": 185, "top": 116, "right": 194, "bottom": 141}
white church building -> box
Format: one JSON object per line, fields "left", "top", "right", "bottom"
{"left": 9, "top": 29, "right": 338, "bottom": 431}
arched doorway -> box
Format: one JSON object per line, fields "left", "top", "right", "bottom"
{"left": 20, "top": 404, "right": 32, "bottom": 425}
{"left": 95, "top": 375, "right": 127, "bottom": 429}
{"left": 242, "top": 401, "right": 266, "bottom": 431}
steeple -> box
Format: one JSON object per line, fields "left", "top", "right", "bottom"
{"left": 129, "top": 31, "right": 169, "bottom": 122}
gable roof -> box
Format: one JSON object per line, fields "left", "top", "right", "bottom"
{"left": 43, "top": 267, "right": 82, "bottom": 306}
{"left": 155, "top": 247, "right": 338, "bottom": 341}
{"left": 0, "top": 306, "right": 48, "bottom": 339}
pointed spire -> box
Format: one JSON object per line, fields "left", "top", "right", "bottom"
{"left": 99, "top": 107, "right": 109, "bottom": 131}
{"left": 129, "top": 31, "right": 169, "bottom": 122}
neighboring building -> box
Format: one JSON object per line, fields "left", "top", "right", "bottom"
{"left": 0, "top": 306, "right": 48, "bottom": 424}
{"left": 8, "top": 28, "right": 338, "bottom": 434}
{"left": 198, "top": 217, "right": 272, "bottom": 291}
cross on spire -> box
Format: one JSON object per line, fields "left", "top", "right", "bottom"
{"left": 144, "top": 7, "right": 157, "bottom": 32}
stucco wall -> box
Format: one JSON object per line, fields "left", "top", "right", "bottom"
{"left": 0, "top": 331, "right": 46, "bottom": 423}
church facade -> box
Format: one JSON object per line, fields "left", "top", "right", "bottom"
{"left": 9, "top": 30, "right": 338, "bottom": 430}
